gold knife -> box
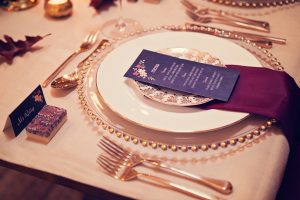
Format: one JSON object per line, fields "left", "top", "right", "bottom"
{"left": 182, "top": 23, "right": 287, "bottom": 48}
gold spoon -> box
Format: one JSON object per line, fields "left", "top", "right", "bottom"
{"left": 51, "top": 39, "right": 109, "bottom": 90}
{"left": 51, "top": 71, "right": 78, "bottom": 89}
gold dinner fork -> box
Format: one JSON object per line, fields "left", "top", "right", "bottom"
{"left": 97, "top": 155, "right": 225, "bottom": 200}
{"left": 181, "top": 0, "right": 270, "bottom": 31}
{"left": 42, "top": 30, "right": 99, "bottom": 88}
{"left": 98, "top": 136, "right": 233, "bottom": 194}
{"left": 186, "top": 9, "right": 269, "bottom": 33}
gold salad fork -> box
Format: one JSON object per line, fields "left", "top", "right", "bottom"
{"left": 181, "top": 0, "right": 270, "bottom": 31}
{"left": 42, "top": 30, "right": 99, "bottom": 88}
{"left": 185, "top": 9, "right": 269, "bottom": 33}
{"left": 97, "top": 155, "right": 225, "bottom": 200}
{"left": 98, "top": 136, "right": 233, "bottom": 194}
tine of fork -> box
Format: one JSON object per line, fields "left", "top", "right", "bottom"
{"left": 87, "top": 33, "right": 95, "bottom": 43}
{"left": 85, "top": 35, "right": 92, "bottom": 44}
{"left": 91, "top": 31, "right": 99, "bottom": 43}
{"left": 98, "top": 140, "right": 125, "bottom": 160}
{"left": 101, "top": 137, "right": 127, "bottom": 155}
{"left": 97, "top": 157, "right": 110, "bottom": 169}
{"left": 89, "top": 33, "right": 96, "bottom": 44}
{"left": 99, "top": 154, "right": 124, "bottom": 166}
{"left": 81, "top": 34, "right": 92, "bottom": 49}
{"left": 98, "top": 143, "right": 120, "bottom": 159}
{"left": 185, "top": 10, "right": 198, "bottom": 21}
{"left": 100, "top": 140, "right": 120, "bottom": 154}
{"left": 97, "top": 159, "right": 115, "bottom": 175}
{"left": 102, "top": 136, "right": 129, "bottom": 154}
{"left": 97, "top": 156, "right": 118, "bottom": 173}
{"left": 83, "top": 33, "right": 92, "bottom": 43}
{"left": 103, "top": 136, "right": 129, "bottom": 154}
{"left": 181, "top": 0, "right": 197, "bottom": 11}
{"left": 98, "top": 155, "right": 112, "bottom": 167}
{"left": 83, "top": 31, "right": 99, "bottom": 48}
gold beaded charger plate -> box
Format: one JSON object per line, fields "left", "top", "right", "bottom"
{"left": 207, "top": 0, "right": 299, "bottom": 8}
{"left": 78, "top": 27, "right": 279, "bottom": 151}
{"left": 134, "top": 48, "right": 225, "bottom": 106}
{"left": 95, "top": 31, "right": 261, "bottom": 133}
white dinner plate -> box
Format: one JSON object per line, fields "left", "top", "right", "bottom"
{"left": 96, "top": 32, "right": 262, "bottom": 133}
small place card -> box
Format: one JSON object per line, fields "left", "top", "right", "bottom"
{"left": 124, "top": 50, "right": 240, "bottom": 102}
{"left": 3, "top": 85, "right": 46, "bottom": 136}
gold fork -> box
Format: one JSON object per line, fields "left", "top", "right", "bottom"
{"left": 42, "top": 30, "right": 99, "bottom": 88}
{"left": 97, "top": 155, "right": 225, "bottom": 200}
{"left": 98, "top": 136, "right": 233, "bottom": 194}
{"left": 186, "top": 9, "right": 269, "bottom": 33}
{"left": 181, "top": 0, "right": 270, "bottom": 30}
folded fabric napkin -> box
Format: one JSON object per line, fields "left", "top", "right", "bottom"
{"left": 198, "top": 65, "right": 300, "bottom": 200}
{"left": 200, "top": 65, "right": 300, "bottom": 145}
{"left": 128, "top": 63, "right": 299, "bottom": 198}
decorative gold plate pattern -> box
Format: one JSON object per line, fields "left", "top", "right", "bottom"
{"left": 207, "top": 0, "right": 299, "bottom": 8}
{"left": 134, "top": 48, "right": 225, "bottom": 106}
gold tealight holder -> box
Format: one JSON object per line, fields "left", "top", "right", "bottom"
{"left": 44, "top": 0, "right": 72, "bottom": 18}
{"left": 1, "top": 0, "right": 39, "bottom": 11}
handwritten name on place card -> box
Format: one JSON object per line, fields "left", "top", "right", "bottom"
{"left": 3, "top": 85, "right": 46, "bottom": 136}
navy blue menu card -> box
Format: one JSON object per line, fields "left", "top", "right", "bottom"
{"left": 124, "top": 49, "right": 240, "bottom": 101}
{"left": 3, "top": 85, "right": 46, "bottom": 136}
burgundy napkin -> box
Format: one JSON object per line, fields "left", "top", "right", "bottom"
{"left": 202, "top": 65, "right": 300, "bottom": 200}
{"left": 200, "top": 65, "right": 300, "bottom": 144}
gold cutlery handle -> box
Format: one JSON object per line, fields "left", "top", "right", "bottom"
{"left": 232, "top": 31, "right": 286, "bottom": 45}
{"left": 179, "top": 23, "right": 273, "bottom": 49}
{"left": 217, "top": 13, "right": 269, "bottom": 29}
{"left": 42, "top": 51, "right": 79, "bottom": 88}
{"left": 208, "top": 17, "right": 269, "bottom": 32}
{"left": 145, "top": 159, "right": 232, "bottom": 194}
{"left": 197, "top": 9, "right": 270, "bottom": 30}
{"left": 182, "top": 0, "right": 270, "bottom": 30}
{"left": 138, "top": 173, "right": 225, "bottom": 200}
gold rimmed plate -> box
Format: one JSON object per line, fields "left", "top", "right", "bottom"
{"left": 95, "top": 32, "right": 261, "bottom": 133}
{"left": 77, "top": 26, "right": 282, "bottom": 150}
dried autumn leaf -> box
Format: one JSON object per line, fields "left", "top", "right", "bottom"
{"left": 90, "top": 0, "right": 114, "bottom": 10}
{"left": 0, "top": 34, "right": 50, "bottom": 62}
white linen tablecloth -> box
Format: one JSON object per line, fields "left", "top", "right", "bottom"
{"left": 0, "top": 1, "right": 299, "bottom": 199}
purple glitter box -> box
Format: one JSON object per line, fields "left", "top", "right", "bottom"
{"left": 26, "top": 105, "right": 67, "bottom": 143}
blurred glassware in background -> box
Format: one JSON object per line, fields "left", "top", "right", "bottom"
{"left": 0, "top": 0, "right": 38, "bottom": 11}
{"left": 100, "top": 0, "right": 143, "bottom": 39}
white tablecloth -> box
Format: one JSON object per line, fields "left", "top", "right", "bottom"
{"left": 1, "top": 1, "right": 299, "bottom": 199}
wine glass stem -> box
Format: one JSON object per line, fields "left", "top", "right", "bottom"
{"left": 116, "top": 0, "right": 126, "bottom": 31}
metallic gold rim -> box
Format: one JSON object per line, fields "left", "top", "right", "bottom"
{"left": 207, "top": 0, "right": 298, "bottom": 8}
{"left": 94, "top": 44, "right": 252, "bottom": 134}
{"left": 77, "top": 24, "right": 283, "bottom": 152}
